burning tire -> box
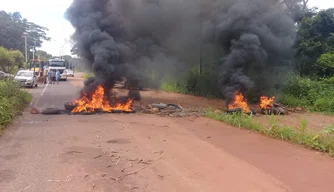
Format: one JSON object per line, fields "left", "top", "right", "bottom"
{"left": 64, "top": 102, "right": 78, "bottom": 111}
{"left": 225, "top": 108, "right": 242, "bottom": 114}
{"left": 261, "top": 107, "right": 287, "bottom": 115}
{"left": 247, "top": 108, "right": 256, "bottom": 116}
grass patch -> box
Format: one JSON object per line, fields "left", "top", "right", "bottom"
{"left": 83, "top": 72, "right": 95, "bottom": 80}
{"left": 0, "top": 80, "right": 32, "bottom": 131}
{"left": 160, "top": 81, "right": 187, "bottom": 94}
{"left": 160, "top": 69, "right": 221, "bottom": 99}
{"left": 206, "top": 109, "right": 334, "bottom": 156}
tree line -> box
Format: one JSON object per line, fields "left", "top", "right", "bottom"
{"left": 0, "top": 10, "right": 51, "bottom": 73}
{"left": 0, "top": 10, "right": 85, "bottom": 73}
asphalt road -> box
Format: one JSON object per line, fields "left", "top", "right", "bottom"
{"left": 0, "top": 76, "right": 334, "bottom": 192}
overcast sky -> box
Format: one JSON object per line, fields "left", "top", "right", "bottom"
{"left": 1, "top": 0, "right": 333, "bottom": 56}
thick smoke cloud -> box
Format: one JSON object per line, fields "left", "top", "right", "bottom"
{"left": 65, "top": 0, "right": 296, "bottom": 104}
{"left": 65, "top": 0, "right": 198, "bottom": 97}
{"left": 210, "top": 0, "right": 296, "bottom": 105}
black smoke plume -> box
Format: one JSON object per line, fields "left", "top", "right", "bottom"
{"left": 211, "top": 0, "right": 296, "bottom": 105}
{"left": 65, "top": 0, "right": 296, "bottom": 104}
{"left": 65, "top": 0, "right": 197, "bottom": 99}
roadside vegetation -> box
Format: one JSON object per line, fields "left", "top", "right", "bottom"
{"left": 280, "top": 75, "right": 334, "bottom": 114}
{"left": 0, "top": 79, "right": 32, "bottom": 131}
{"left": 0, "top": 10, "right": 48, "bottom": 132}
{"left": 83, "top": 72, "right": 95, "bottom": 80}
{"left": 206, "top": 109, "right": 334, "bottom": 156}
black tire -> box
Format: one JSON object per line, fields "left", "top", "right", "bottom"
{"left": 64, "top": 102, "right": 78, "bottom": 111}
{"left": 35, "top": 82, "right": 38, "bottom": 87}
{"left": 41, "top": 108, "right": 60, "bottom": 115}
{"left": 225, "top": 108, "right": 242, "bottom": 114}
{"left": 247, "top": 108, "right": 256, "bottom": 116}
{"left": 30, "top": 82, "right": 34, "bottom": 88}
{"left": 167, "top": 104, "right": 182, "bottom": 109}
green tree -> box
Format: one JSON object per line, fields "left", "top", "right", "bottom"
{"left": 0, "top": 47, "right": 25, "bottom": 73}
{"left": 0, "top": 11, "right": 26, "bottom": 52}
{"left": 0, "top": 11, "right": 51, "bottom": 57}
{"left": 35, "top": 50, "right": 52, "bottom": 61}
{"left": 9, "top": 50, "right": 25, "bottom": 70}
{"left": 317, "top": 52, "right": 334, "bottom": 70}
{"left": 0, "top": 47, "right": 14, "bottom": 73}
{"left": 295, "top": 8, "right": 334, "bottom": 76}
{"left": 25, "top": 21, "right": 51, "bottom": 51}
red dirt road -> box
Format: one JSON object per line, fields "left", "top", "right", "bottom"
{"left": 0, "top": 75, "right": 334, "bottom": 192}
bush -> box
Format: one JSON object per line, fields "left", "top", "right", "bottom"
{"left": 160, "top": 68, "right": 221, "bottom": 98}
{"left": 83, "top": 72, "right": 95, "bottom": 80}
{"left": 0, "top": 80, "right": 32, "bottom": 131}
{"left": 280, "top": 74, "right": 334, "bottom": 114}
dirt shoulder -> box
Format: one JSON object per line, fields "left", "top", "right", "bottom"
{"left": 110, "top": 88, "right": 334, "bottom": 133}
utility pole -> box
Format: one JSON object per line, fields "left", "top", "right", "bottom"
{"left": 199, "top": 2, "right": 203, "bottom": 75}
{"left": 60, "top": 45, "right": 64, "bottom": 59}
{"left": 24, "top": 35, "right": 28, "bottom": 63}
{"left": 32, "top": 41, "right": 36, "bottom": 74}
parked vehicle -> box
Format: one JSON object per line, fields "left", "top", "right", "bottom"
{"left": 0, "top": 71, "right": 14, "bottom": 80}
{"left": 64, "top": 69, "right": 74, "bottom": 77}
{"left": 45, "top": 58, "right": 67, "bottom": 81}
{"left": 14, "top": 70, "right": 38, "bottom": 88}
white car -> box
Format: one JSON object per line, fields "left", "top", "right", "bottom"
{"left": 64, "top": 69, "right": 74, "bottom": 77}
{"left": 0, "top": 71, "right": 14, "bottom": 80}
{"left": 14, "top": 70, "right": 38, "bottom": 88}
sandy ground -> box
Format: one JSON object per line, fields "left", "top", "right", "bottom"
{"left": 0, "top": 74, "right": 334, "bottom": 192}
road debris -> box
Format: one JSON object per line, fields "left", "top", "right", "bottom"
{"left": 116, "top": 157, "right": 121, "bottom": 165}
{"left": 19, "top": 185, "right": 31, "bottom": 192}
{"left": 47, "top": 173, "right": 73, "bottom": 182}
{"left": 138, "top": 103, "right": 205, "bottom": 117}
{"left": 123, "top": 166, "right": 147, "bottom": 177}
{"left": 93, "top": 154, "right": 103, "bottom": 159}
{"left": 110, "top": 177, "right": 119, "bottom": 182}
{"left": 30, "top": 107, "right": 40, "bottom": 114}
{"left": 154, "top": 150, "right": 164, "bottom": 155}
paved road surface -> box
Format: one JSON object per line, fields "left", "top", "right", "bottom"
{"left": 0, "top": 76, "right": 334, "bottom": 192}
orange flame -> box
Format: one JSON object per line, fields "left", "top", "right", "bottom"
{"left": 228, "top": 91, "right": 250, "bottom": 113}
{"left": 72, "top": 85, "right": 133, "bottom": 113}
{"left": 259, "top": 96, "right": 275, "bottom": 110}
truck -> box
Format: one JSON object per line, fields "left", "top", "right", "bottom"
{"left": 45, "top": 58, "right": 67, "bottom": 81}
{"left": 29, "top": 59, "right": 46, "bottom": 83}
